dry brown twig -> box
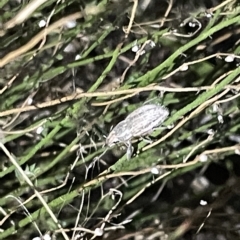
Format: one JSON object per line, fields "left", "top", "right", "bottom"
{"left": 123, "top": 0, "right": 138, "bottom": 38}
{"left": 159, "top": 0, "right": 173, "bottom": 28}
{"left": 0, "top": 12, "right": 82, "bottom": 68}
{"left": 162, "top": 53, "right": 240, "bottom": 80}
{"left": 0, "top": 73, "right": 19, "bottom": 95}
{"left": 3, "top": 91, "right": 38, "bottom": 129}
{"left": 1, "top": 82, "right": 240, "bottom": 118}
{"left": 211, "top": 0, "right": 236, "bottom": 12}
{"left": 120, "top": 40, "right": 155, "bottom": 84}
{"left": 1, "top": 0, "right": 49, "bottom": 34}
{"left": 0, "top": 5, "right": 104, "bottom": 68}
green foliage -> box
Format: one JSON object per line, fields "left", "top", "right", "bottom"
{"left": 0, "top": 0, "right": 240, "bottom": 239}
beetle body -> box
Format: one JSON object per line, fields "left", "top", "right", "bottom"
{"left": 126, "top": 104, "right": 169, "bottom": 138}
{"left": 106, "top": 104, "right": 169, "bottom": 159}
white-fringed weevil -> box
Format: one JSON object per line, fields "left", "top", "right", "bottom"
{"left": 106, "top": 104, "right": 169, "bottom": 159}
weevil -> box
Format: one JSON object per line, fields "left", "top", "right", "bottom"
{"left": 106, "top": 104, "right": 169, "bottom": 159}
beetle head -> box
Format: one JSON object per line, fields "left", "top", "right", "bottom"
{"left": 106, "top": 131, "right": 120, "bottom": 147}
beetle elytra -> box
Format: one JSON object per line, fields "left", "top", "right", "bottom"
{"left": 106, "top": 104, "right": 169, "bottom": 159}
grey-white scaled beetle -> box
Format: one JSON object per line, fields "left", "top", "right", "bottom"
{"left": 106, "top": 104, "right": 169, "bottom": 159}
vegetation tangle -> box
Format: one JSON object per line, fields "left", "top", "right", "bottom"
{"left": 0, "top": 0, "right": 240, "bottom": 239}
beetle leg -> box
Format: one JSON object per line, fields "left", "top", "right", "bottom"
{"left": 140, "top": 136, "right": 153, "bottom": 144}
{"left": 154, "top": 124, "right": 174, "bottom": 131}
{"left": 125, "top": 141, "right": 133, "bottom": 160}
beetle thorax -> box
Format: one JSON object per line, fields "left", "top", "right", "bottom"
{"left": 106, "top": 131, "right": 120, "bottom": 147}
{"left": 106, "top": 120, "right": 132, "bottom": 147}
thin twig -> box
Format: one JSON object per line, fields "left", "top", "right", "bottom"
{"left": 124, "top": 0, "right": 138, "bottom": 38}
